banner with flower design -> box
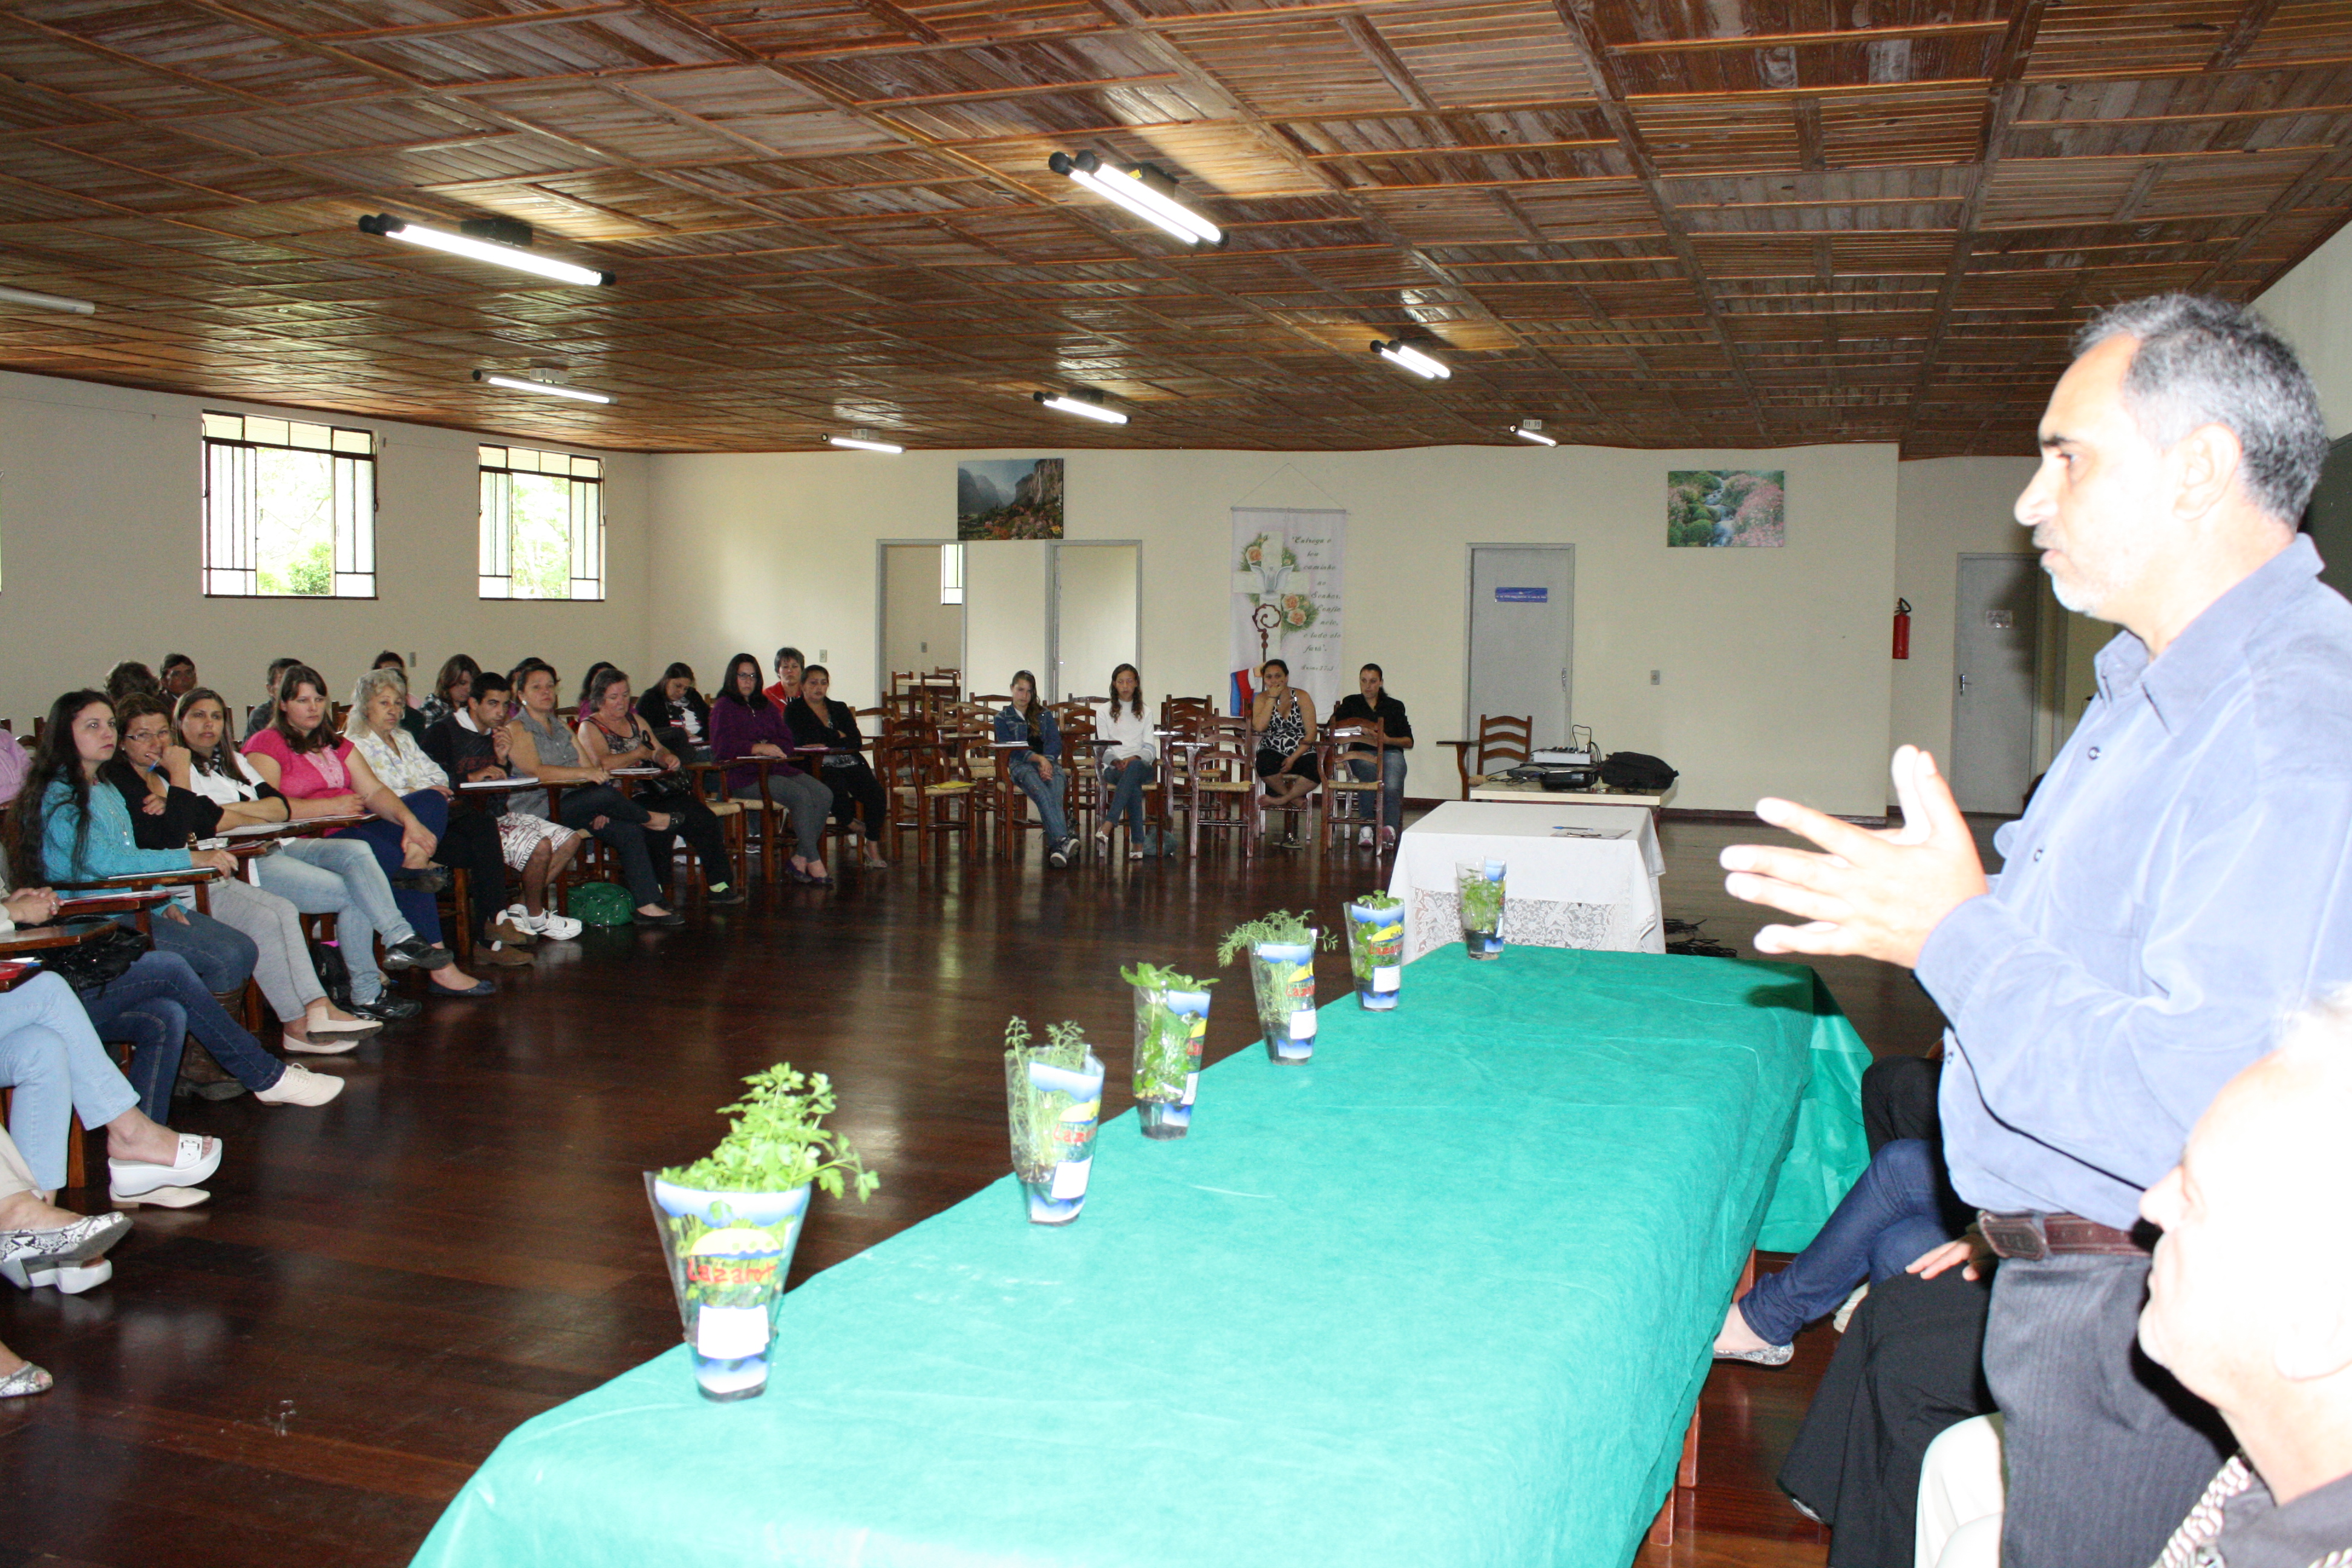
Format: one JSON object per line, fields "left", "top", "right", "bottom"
{"left": 1230, "top": 507, "right": 1345, "bottom": 719}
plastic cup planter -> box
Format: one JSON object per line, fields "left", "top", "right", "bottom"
{"left": 1458, "top": 860, "right": 1508, "bottom": 961}
{"left": 645, "top": 1174, "right": 809, "bottom": 1403}
{"left": 1005, "top": 1051, "right": 1106, "bottom": 1224}
{"left": 1345, "top": 900, "right": 1405, "bottom": 1010}
{"left": 1250, "top": 938, "right": 1321, "bottom": 1063}
{"left": 1132, "top": 985, "right": 1210, "bottom": 1138}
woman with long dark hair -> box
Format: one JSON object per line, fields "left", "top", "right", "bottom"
{"left": 577, "top": 665, "right": 742, "bottom": 903}
{"left": 1094, "top": 662, "right": 1163, "bottom": 858}
{"left": 709, "top": 652, "right": 837, "bottom": 884}
{"left": 786, "top": 665, "right": 889, "bottom": 869}
{"left": 421, "top": 653, "right": 480, "bottom": 729}
{"left": 506, "top": 661, "right": 681, "bottom": 927}
{"left": 992, "top": 670, "right": 1078, "bottom": 867}
{"left": 636, "top": 661, "right": 711, "bottom": 762}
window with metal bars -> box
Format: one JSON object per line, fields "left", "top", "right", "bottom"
{"left": 201, "top": 412, "right": 377, "bottom": 598}
{"left": 478, "top": 444, "right": 604, "bottom": 601}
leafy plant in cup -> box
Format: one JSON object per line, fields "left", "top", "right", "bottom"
{"left": 1121, "top": 962, "right": 1214, "bottom": 1100}
{"left": 1345, "top": 891, "right": 1402, "bottom": 986}
{"left": 661, "top": 1063, "right": 879, "bottom": 1249}
{"left": 1460, "top": 875, "right": 1505, "bottom": 935}
{"left": 1004, "top": 1018, "right": 1093, "bottom": 1181}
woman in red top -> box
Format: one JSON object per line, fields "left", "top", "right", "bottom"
{"left": 241, "top": 665, "right": 488, "bottom": 999}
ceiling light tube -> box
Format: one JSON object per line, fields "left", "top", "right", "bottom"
{"left": 361, "top": 214, "right": 613, "bottom": 286}
{"left": 474, "top": 370, "right": 612, "bottom": 404}
{"left": 0, "top": 284, "right": 94, "bottom": 315}
{"left": 1371, "top": 339, "right": 1450, "bottom": 380}
{"left": 829, "top": 434, "right": 904, "bottom": 453}
{"left": 1512, "top": 423, "right": 1557, "bottom": 446}
{"left": 1051, "top": 152, "right": 1221, "bottom": 245}
{"left": 1033, "top": 390, "right": 1129, "bottom": 425}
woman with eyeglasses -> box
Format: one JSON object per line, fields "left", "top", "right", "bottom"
{"left": 709, "top": 652, "right": 838, "bottom": 884}
{"left": 506, "top": 661, "right": 681, "bottom": 927}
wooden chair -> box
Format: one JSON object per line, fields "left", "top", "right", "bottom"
{"left": 1442, "top": 713, "right": 1533, "bottom": 795}
{"left": 1054, "top": 704, "right": 1100, "bottom": 844}
{"left": 1318, "top": 720, "right": 1388, "bottom": 854}
{"left": 875, "top": 734, "right": 975, "bottom": 865}
{"left": 1186, "top": 727, "right": 1260, "bottom": 859}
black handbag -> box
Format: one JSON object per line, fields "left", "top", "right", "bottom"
{"left": 307, "top": 938, "right": 353, "bottom": 1010}
{"left": 1600, "top": 751, "right": 1679, "bottom": 791}
{"left": 51, "top": 924, "right": 152, "bottom": 997}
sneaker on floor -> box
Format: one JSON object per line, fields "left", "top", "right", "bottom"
{"left": 255, "top": 1063, "right": 345, "bottom": 1106}
{"left": 1379, "top": 825, "right": 1397, "bottom": 848}
{"left": 351, "top": 993, "right": 422, "bottom": 1023}
{"left": 1357, "top": 826, "right": 1374, "bottom": 848}
{"left": 533, "top": 912, "right": 583, "bottom": 941}
{"left": 1047, "top": 842, "right": 1070, "bottom": 868}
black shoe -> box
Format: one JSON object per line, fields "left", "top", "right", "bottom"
{"left": 388, "top": 866, "right": 452, "bottom": 891}
{"left": 351, "top": 993, "right": 423, "bottom": 1022}
{"left": 707, "top": 885, "right": 747, "bottom": 906}
{"left": 638, "top": 908, "right": 685, "bottom": 928}
{"left": 382, "top": 938, "right": 454, "bottom": 972}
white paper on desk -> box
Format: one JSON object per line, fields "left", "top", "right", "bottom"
{"left": 460, "top": 779, "right": 521, "bottom": 791}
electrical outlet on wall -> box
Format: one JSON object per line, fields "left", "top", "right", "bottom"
{"left": 1650, "top": 670, "right": 1661, "bottom": 685}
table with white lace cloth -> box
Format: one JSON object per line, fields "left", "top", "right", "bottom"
{"left": 1386, "top": 800, "right": 1666, "bottom": 961}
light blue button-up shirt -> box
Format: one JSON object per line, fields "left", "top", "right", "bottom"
{"left": 1922, "top": 535, "right": 2352, "bottom": 1230}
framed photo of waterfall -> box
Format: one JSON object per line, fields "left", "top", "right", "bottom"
{"left": 1668, "top": 469, "right": 1784, "bottom": 547}
{"left": 958, "top": 458, "right": 1064, "bottom": 540}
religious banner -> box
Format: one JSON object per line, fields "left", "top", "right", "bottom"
{"left": 1230, "top": 507, "right": 1345, "bottom": 718}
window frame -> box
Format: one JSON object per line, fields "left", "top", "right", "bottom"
{"left": 940, "top": 541, "right": 965, "bottom": 606}
{"left": 200, "top": 411, "right": 379, "bottom": 600}
{"left": 477, "top": 442, "right": 606, "bottom": 603}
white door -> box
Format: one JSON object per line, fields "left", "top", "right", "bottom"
{"left": 1049, "top": 542, "right": 1139, "bottom": 702}
{"left": 1949, "top": 554, "right": 2042, "bottom": 814}
{"left": 964, "top": 541, "right": 1050, "bottom": 700}
{"left": 877, "top": 542, "right": 965, "bottom": 691}
{"left": 1466, "top": 546, "right": 1574, "bottom": 747}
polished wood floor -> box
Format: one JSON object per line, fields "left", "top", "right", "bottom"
{"left": 1, "top": 814, "right": 1986, "bottom": 1568}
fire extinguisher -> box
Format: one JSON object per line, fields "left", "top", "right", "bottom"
{"left": 1892, "top": 597, "right": 1912, "bottom": 661}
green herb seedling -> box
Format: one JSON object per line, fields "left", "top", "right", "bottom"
{"left": 661, "top": 1062, "right": 881, "bottom": 1203}
{"left": 1005, "top": 1016, "right": 1093, "bottom": 1178}
{"left": 1119, "top": 961, "right": 1214, "bottom": 993}
{"left": 1215, "top": 910, "right": 1335, "bottom": 968}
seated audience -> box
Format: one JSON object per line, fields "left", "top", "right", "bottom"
{"left": 103, "top": 661, "right": 158, "bottom": 705}
{"left": 0, "top": 1121, "right": 129, "bottom": 1396}
{"left": 709, "top": 652, "right": 836, "bottom": 884}
{"left": 788, "top": 664, "right": 888, "bottom": 869}
{"left": 1327, "top": 662, "right": 1412, "bottom": 848}
{"left": 105, "top": 691, "right": 393, "bottom": 1044}
{"left": 1250, "top": 658, "right": 1320, "bottom": 829}
{"left": 158, "top": 653, "right": 196, "bottom": 702}
{"left": 421, "top": 653, "right": 480, "bottom": 729}
{"left": 242, "top": 665, "right": 489, "bottom": 998}
{"left": 421, "top": 670, "right": 583, "bottom": 940}
{"left": 10, "top": 690, "right": 258, "bottom": 996}
{"left": 345, "top": 665, "right": 529, "bottom": 965}
{"left": 1093, "top": 663, "right": 1164, "bottom": 859}
{"left": 248, "top": 655, "right": 300, "bottom": 737}
{"left": 506, "top": 661, "right": 682, "bottom": 927}
{"left": 173, "top": 687, "right": 434, "bottom": 1022}
{"left": 577, "top": 666, "right": 742, "bottom": 903}
{"left": 992, "top": 671, "right": 1076, "bottom": 867}
{"left": 638, "top": 662, "right": 711, "bottom": 762}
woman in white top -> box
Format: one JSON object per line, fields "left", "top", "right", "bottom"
{"left": 1093, "top": 663, "right": 1165, "bottom": 860}
{"left": 173, "top": 687, "right": 439, "bottom": 1022}
{"left": 344, "top": 668, "right": 525, "bottom": 967}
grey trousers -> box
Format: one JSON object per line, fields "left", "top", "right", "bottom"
{"left": 1985, "top": 1252, "right": 2233, "bottom": 1568}
{"left": 205, "top": 876, "right": 327, "bottom": 1024}
{"left": 737, "top": 771, "right": 833, "bottom": 862}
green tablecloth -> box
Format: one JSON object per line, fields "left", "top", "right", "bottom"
{"left": 414, "top": 949, "right": 1869, "bottom": 1568}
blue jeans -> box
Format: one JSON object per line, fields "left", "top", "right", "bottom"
{"left": 144, "top": 904, "right": 257, "bottom": 994}
{"left": 1739, "top": 1138, "right": 1962, "bottom": 1346}
{"left": 256, "top": 835, "right": 414, "bottom": 1005}
{"left": 1346, "top": 750, "right": 1408, "bottom": 828}
{"left": 1008, "top": 754, "right": 1070, "bottom": 844}
{"left": 344, "top": 789, "right": 448, "bottom": 943}
{"left": 1102, "top": 756, "right": 1155, "bottom": 836}
{"left": 0, "top": 972, "right": 140, "bottom": 1190}
{"left": 81, "top": 953, "right": 286, "bottom": 1105}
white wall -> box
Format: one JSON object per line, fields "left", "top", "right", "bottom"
{"left": 647, "top": 443, "right": 1903, "bottom": 817}
{"left": 0, "top": 369, "right": 648, "bottom": 729}
{"left": 2258, "top": 222, "right": 2352, "bottom": 438}
{"left": 1051, "top": 542, "right": 1138, "bottom": 701}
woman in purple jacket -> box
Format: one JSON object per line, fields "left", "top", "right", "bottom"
{"left": 709, "top": 652, "right": 837, "bottom": 885}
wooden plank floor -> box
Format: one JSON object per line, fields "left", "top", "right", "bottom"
{"left": 0, "top": 813, "right": 1984, "bottom": 1567}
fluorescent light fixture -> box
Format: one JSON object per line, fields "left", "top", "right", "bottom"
{"left": 1048, "top": 152, "right": 1221, "bottom": 246}
{"left": 0, "top": 284, "right": 94, "bottom": 315}
{"left": 1371, "top": 339, "right": 1450, "bottom": 380}
{"left": 829, "top": 434, "right": 904, "bottom": 453}
{"left": 360, "top": 214, "right": 613, "bottom": 287}
{"left": 474, "top": 370, "right": 612, "bottom": 404}
{"left": 1032, "top": 390, "right": 1129, "bottom": 425}
{"left": 1512, "top": 422, "right": 1557, "bottom": 446}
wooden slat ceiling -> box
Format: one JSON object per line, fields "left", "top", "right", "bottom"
{"left": 0, "top": 1, "right": 2347, "bottom": 457}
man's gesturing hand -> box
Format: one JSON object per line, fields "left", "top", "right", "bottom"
{"left": 1718, "top": 745, "right": 1989, "bottom": 969}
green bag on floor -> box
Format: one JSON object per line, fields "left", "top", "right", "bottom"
{"left": 567, "top": 881, "right": 635, "bottom": 926}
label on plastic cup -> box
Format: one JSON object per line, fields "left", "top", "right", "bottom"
{"left": 1050, "top": 1157, "right": 1093, "bottom": 1199}
{"left": 1373, "top": 965, "right": 1400, "bottom": 991}
{"left": 695, "top": 1303, "right": 771, "bottom": 1360}
{"left": 1181, "top": 1071, "right": 1198, "bottom": 1106}
{"left": 1289, "top": 1011, "right": 1316, "bottom": 1040}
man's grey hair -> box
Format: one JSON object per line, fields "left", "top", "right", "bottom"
{"left": 2076, "top": 293, "right": 2328, "bottom": 526}
{"left": 348, "top": 665, "right": 408, "bottom": 733}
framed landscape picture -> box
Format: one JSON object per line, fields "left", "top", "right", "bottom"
{"left": 958, "top": 458, "right": 1064, "bottom": 540}
{"left": 1668, "top": 469, "right": 1784, "bottom": 547}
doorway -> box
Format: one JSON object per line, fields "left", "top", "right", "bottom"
{"left": 1465, "top": 545, "right": 1575, "bottom": 744}
{"left": 1949, "top": 553, "right": 2043, "bottom": 814}
{"left": 877, "top": 541, "right": 965, "bottom": 695}
{"left": 1048, "top": 541, "right": 1140, "bottom": 701}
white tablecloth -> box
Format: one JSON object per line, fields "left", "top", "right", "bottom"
{"left": 1385, "top": 801, "right": 1667, "bottom": 961}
